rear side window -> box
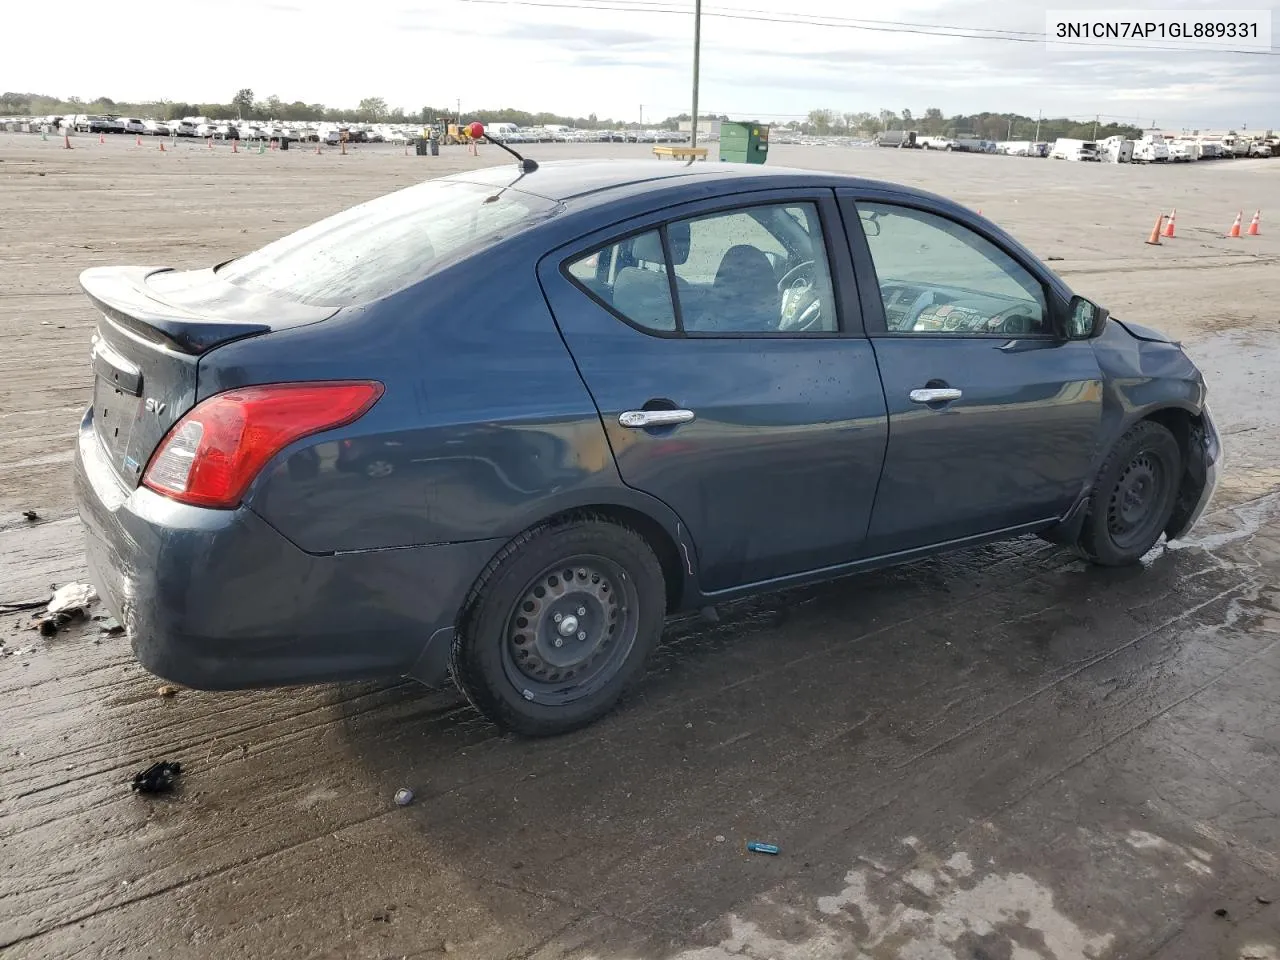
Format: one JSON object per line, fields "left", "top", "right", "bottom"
{"left": 566, "top": 230, "right": 676, "bottom": 332}
{"left": 565, "top": 201, "right": 837, "bottom": 336}
{"left": 219, "top": 179, "right": 560, "bottom": 306}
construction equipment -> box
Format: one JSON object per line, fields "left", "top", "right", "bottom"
{"left": 435, "top": 119, "right": 477, "bottom": 145}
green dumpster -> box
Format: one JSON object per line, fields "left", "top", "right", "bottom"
{"left": 719, "top": 122, "right": 769, "bottom": 164}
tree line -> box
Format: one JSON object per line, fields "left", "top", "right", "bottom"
{"left": 0, "top": 89, "right": 629, "bottom": 129}
{"left": 798, "top": 108, "right": 1143, "bottom": 141}
{"left": 3, "top": 90, "right": 1149, "bottom": 140}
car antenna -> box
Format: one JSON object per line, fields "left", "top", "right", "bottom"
{"left": 467, "top": 123, "right": 538, "bottom": 172}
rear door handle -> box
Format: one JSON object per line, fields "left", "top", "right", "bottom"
{"left": 619, "top": 409, "right": 696, "bottom": 428}
{"left": 909, "top": 388, "right": 962, "bottom": 404}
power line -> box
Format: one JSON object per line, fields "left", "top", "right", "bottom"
{"left": 452, "top": 0, "right": 1280, "bottom": 56}
{"left": 535, "top": 0, "right": 1047, "bottom": 36}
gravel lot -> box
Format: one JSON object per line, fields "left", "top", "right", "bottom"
{"left": 2, "top": 134, "right": 1278, "bottom": 960}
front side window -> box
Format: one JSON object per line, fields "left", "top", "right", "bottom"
{"left": 565, "top": 202, "right": 837, "bottom": 336}
{"left": 858, "top": 202, "right": 1048, "bottom": 337}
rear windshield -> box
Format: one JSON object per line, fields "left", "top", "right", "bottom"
{"left": 217, "top": 179, "right": 559, "bottom": 306}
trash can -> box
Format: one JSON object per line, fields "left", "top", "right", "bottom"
{"left": 719, "top": 122, "right": 769, "bottom": 164}
{"left": 429, "top": 138, "right": 439, "bottom": 157}
{"left": 279, "top": 137, "right": 289, "bottom": 151}
{"left": 415, "top": 138, "right": 429, "bottom": 156}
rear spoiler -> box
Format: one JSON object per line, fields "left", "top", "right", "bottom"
{"left": 80, "top": 266, "right": 272, "bottom": 355}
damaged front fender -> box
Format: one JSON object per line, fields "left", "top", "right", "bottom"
{"left": 1165, "top": 405, "right": 1223, "bottom": 540}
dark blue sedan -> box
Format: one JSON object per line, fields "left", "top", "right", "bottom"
{"left": 74, "top": 158, "right": 1221, "bottom": 735}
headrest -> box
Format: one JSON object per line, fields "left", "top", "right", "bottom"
{"left": 629, "top": 222, "right": 691, "bottom": 266}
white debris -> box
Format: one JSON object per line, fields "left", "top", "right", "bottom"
{"left": 47, "top": 582, "right": 97, "bottom": 616}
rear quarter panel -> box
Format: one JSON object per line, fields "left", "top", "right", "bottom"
{"left": 197, "top": 234, "right": 643, "bottom": 555}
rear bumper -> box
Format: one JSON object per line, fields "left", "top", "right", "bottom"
{"left": 74, "top": 408, "right": 499, "bottom": 690}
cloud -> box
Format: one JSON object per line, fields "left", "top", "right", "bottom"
{"left": 492, "top": 21, "right": 668, "bottom": 49}
{"left": 3, "top": 0, "right": 1275, "bottom": 127}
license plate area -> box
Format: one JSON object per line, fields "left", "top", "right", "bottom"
{"left": 93, "top": 375, "right": 142, "bottom": 477}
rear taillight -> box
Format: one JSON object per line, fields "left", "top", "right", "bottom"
{"left": 142, "top": 381, "right": 383, "bottom": 508}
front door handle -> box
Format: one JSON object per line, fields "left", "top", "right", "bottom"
{"left": 909, "top": 388, "right": 962, "bottom": 404}
{"left": 619, "top": 409, "right": 696, "bottom": 428}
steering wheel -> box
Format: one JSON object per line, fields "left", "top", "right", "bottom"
{"left": 985, "top": 304, "right": 1040, "bottom": 335}
{"left": 777, "top": 260, "right": 824, "bottom": 332}
{"left": 900, "top": 289, "right": 937, "bottom": 330}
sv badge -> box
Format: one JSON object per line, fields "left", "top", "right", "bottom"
{"left": 145, "top": 398, "right": 167, "bottom": 416}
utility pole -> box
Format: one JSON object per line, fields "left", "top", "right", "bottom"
{"left": 1007, "top": 116, "right": 1013, "bottom": 140}
{"left": 690, "top": 0, "right": 702, "bottom": 150}
{"left": 639, "top": 104, "right": 644, "bottom": 128}
{"left": 1092, "top": 114, "right": 1099, "bottom": 140}
{"left": 1034, "top": 110, "right": 1041, "bottom": 143}
{"left": 456, "top": 99, "right": 461, "bottom": 123}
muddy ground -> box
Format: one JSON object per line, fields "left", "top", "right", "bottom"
{"left": 1, "top": 134, "right": 1278, "bottom": 960}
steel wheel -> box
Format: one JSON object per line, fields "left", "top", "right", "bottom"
{"left": 451, "top": 518, "right": 665, "bottom": 736}
{"left": 1107, "top": 453, "right": 1164, "bottom": 550}
{"left": 501, "top": 555, "right": 639, "bottom": 706}
{"left": 1077, "top": 420, "right": 1182, "bottom": 567}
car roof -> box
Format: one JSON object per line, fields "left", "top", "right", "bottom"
{"left": 442, "top": 159, "right": 879, "bottom": 206}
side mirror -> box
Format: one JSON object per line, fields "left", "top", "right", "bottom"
{"left": 1065, "top": 295, "right": 1108, "bottom": 339}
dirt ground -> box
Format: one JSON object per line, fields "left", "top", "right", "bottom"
{"left": 2, "top": 134, "right": 1278, "bottom": 960}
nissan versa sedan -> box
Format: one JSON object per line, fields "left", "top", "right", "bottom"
{"left": 74, "top": 157, "right": 1221, "bottom": 736}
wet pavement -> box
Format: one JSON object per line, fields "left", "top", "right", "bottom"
{"left": 2, "top": 136, "right": 1279, "bottom": 959}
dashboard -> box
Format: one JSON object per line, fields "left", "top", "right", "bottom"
{"left": 880, "top": 280, "right": 1046, "bottom": 336}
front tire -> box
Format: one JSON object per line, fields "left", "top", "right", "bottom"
{"left": 1077, "top": 421, "right": 1182, "bottom": 566}
{"left": 451, "top": 518, "right": 666, "bottom": 736}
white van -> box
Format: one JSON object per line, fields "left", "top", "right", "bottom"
{"left": 998, "top": 140, "right": 1036, "bottom": 156}
{"left": 1049, "top": 138, "right": 1098, "bottom": 161}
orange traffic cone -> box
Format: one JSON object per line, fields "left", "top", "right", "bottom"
{"left": 1162, "top": 208, "right": 1176, "bottom": 238}
{"left": 1144, "top": 215, "right": 1165, "bottom": 245}
{"left": 232, "top": 139, "right": 238, "bottom": 153}
{"left": 1247, "top": 210, "right": 1261, "bottom": 236}
{"left": 135, "top": 134, "right": 142, "bottom": 147}
{"left": 98, "top": 133, "right": 104, "bottom": 144}
{"left": 208, "top": 137, "right": 214, "bottom": 149}
{"left": 315, "top": 141, "right": 322, "bottom": 155}
{"left": 1226, "top": 211, "right": 1242, "bottom": 237}
{"left": 159, "top": 141, "right": 165, "bottom": 152}
{"left": 63, "top": 132, "right": 72, "bottom": 149}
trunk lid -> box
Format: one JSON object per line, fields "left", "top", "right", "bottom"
{"left": 81, "top": 265, "right": 335, "bottom": 487}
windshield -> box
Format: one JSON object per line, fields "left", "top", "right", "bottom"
{"left": 218, "top": 178, "right": 560, "bottom": 306}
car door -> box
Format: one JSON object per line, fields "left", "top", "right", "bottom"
{"left": 839, "top": 190, "right": 1103, "bottom": 555}
{"left": 538, "top": 189, "right": 888, "bottom": 594}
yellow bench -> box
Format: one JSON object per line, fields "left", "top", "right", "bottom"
{"left": 652, "top": 145, "right": 709, "bottom": 161}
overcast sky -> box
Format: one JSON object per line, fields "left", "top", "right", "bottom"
{"left": 9, "top": 0, "right": 1278, "bottom": 127}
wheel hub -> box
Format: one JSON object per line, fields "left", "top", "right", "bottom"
{"left": 1108, "top": 454, "right": 1161, "bottom": 539}
{"left": 508, "top": 564, "right": 621, "bottom": 684}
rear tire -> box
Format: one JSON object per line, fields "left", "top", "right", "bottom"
{"left": 451, "top": 518, "right": 666, "bottom": 736}
{"left": 1077, "top": 421, "right": 1182, "bottom": 566}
